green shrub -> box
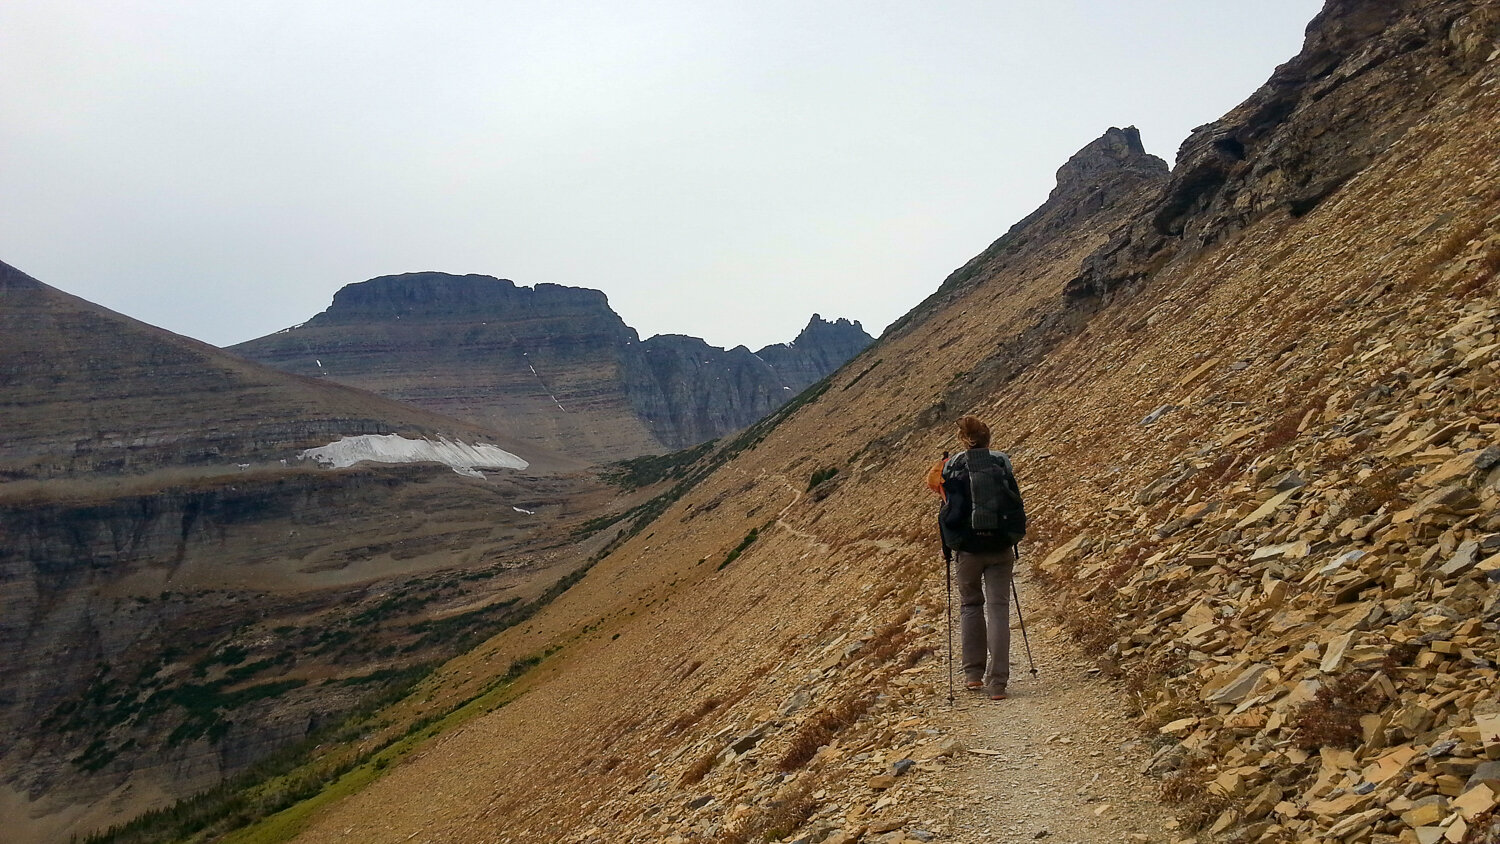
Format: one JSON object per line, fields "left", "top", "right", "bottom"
{"left": 807, "top": 466, "right": 839, "bottom": 490}
{"left": 718, "top": 527, "right": 762, "bottom": 570}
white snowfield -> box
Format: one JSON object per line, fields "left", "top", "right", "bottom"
{"left": 300, "top": 434, "right": 529, "bottom": 474}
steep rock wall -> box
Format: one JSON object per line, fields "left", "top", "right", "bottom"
{"left": 1066, "top": 0, "right": 1500, "bottom": 298}
{"left": 231, "top": 273, "right": 658, "bottom": 462}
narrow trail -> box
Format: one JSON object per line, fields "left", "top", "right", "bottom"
{"left": 918, "top": 571, "right": 1182, "bottom": 843}
{"left": 751, "top": 469, "right": 1182, "bottom": 841}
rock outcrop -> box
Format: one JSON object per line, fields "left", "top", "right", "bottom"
{"left": 230, "top": 272, "right": 655, "bottom": 462}
{"left": 231, "top": 274, "right": 873, "bottom": 460}
{"left": 753, "top": 315, "right": 875, "bottom": 395}
{"left": 887, "top": 124, "right": 1167, "bottom": 341}
{"left": 1065, "top": 0, "right": 1500, "bottom": 299}
{"left": 625, "top": 316, "right": 873, "bottom": 450}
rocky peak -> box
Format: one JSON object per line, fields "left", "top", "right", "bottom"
{"left": 781, "top": 314, "right": 869, "bottom": 349}
{"left": 622, "top": 315, "right": 873, "bottom": 450}
{"left": 1051, "top": 126, "right": 1168, "bottom": 199}
{"left": 1015, "top": 126, "right": 1170, "bottom": 235}
{"left": 753, "top": 315, "right": 874, "bottom": 394}
{"left": 886, "top": 127, "right": 1170, "bottom": 333}
{"left": 1066, "top": 0, "right": 1500, "bottom": 299}
{"left": 757, "top": 314, "right": 872, "bottom": 363}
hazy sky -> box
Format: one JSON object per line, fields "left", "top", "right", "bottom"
{"left": 1, "top": 1, "right": 1324, "bottom": 351}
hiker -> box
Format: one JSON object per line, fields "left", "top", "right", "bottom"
{"left": 929, "top": 415, "right": 1026, "bottom": 700}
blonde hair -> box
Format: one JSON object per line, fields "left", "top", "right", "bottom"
{"left": 957, "top": 415, "right": 990, "bottom": 449}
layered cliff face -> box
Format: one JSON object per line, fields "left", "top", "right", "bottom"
{"left": 231, "top": 273, "right": 659, "bottom": 461}
{"left": 624, "top": 315, "right": 873, "bottom": 450}
{"left": 0, "top": 465, "right": 609, "bottom": 844}
{"left": 752, "top": 315, "right": 874, "bottom": 395}
{"left": 232, "top": 274, "right": 873, "bottom": 460}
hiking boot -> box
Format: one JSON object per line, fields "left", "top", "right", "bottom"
{"left": 964, "top": 680, "right": 983, "bottom": 690}
{"left": 989, "top": 688, "right": 1008, "bottom": 700}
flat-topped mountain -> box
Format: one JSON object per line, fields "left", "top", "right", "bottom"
{"left": 231, "top": 273, "right": 873, "bottom": 460}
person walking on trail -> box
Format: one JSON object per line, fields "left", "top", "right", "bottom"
{"left": 928, "top": 415, "right": 1027, "bottom": 701}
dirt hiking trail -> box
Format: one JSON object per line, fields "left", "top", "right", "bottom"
{"left": 921, "top": 572, "right": 1183, "bottom": 843}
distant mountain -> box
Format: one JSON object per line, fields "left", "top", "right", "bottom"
{"left": 0, "top": 261, "right": 559, "bottom": 479}
{"left": 230, "top": 273, "right": 874, "bottom": 460}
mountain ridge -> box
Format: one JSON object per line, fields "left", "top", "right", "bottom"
{"left": 232, "top": 272, "right": 873, "bottom": 459}
{"left": 0, "top": 261, "right": 573, "bottom": 480}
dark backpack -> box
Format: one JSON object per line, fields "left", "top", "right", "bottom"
{"left": 939, "top": 449, "right": 1026, "bottom": 553}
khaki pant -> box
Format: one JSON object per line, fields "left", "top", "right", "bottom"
{"left": 955, "top": 546, "right": 1015, "bottom": 694}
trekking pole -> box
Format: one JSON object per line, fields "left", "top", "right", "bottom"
{"left": 932, "top": 451, "right": 956, "bottom": 708}
{"left": 1011, "top": 544, "right": 1039, "bottom": 678}
{"left": 944, "top": 545, "right": 955, "bottom": 707}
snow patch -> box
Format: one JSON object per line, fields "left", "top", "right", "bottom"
{"left": 300, "top": 434, "right": 529, "bottom": 473}
{"left": 512, "top": 506, "right": 535, "bottom": 515}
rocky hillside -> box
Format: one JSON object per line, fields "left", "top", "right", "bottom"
{"left": 176, "top": 2, "right": 1496, "bottom": 843}
{"left": 0, "top": 265, "right": 619, "bottom": 844}
{"left": 231, "top": 273, "right": 873, "bottom": 461}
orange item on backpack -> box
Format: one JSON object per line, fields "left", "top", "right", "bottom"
{"left": 926, "top": 457, "right": 947, "bottom": 500}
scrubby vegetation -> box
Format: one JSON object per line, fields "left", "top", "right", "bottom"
{"left": 72, "top": 547, "right": 598, "bottom": 844}
{"left": 776, "top": 692, "right": 875, "bottom": 772}
{"left": 806, "top": 466, "right": 838, "bottom": 490}
{"left": 715, "top": 777, "right": 821, "bottom": 844}
{"left": 603, "top": 440, "right": 717, "bottom": 489}
{"left": 718, "top": 527, "right": 762, "bottom": 570}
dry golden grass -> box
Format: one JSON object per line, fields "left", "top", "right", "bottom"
{"left": 1289, "top": 670, "right": 1384, "bottom": 750}
{"left": 679, "top": 749, "right": 717, "bottom": 786}
{"left": 714, "top": 777, "right": 820, "bottom": 844}
{"left": 1159, "top": 757, "right": 1231, "bottom": 832}
{"left": 1461, "top": 808, "right": 1500, "bottom": 844}
{"left": 1342, "top": 465, "right": 1408, "bottom": 518}
{"left": 1059, "top": 598, "right": 1120, "bottom": 654}
{"left": 664, "top": 697, "right": 722, "bottom": 736}
{"left": 1122, "top": 649, "right": 1189, "bottom": 717}
{"left": 776, "top": 692, "right": 875, "bottom": 772}
{"left": 854, "top": 610, "right": 915, "bottom": 666}
{"left": 900, "top": 644, "right": 936, "bottom": 670}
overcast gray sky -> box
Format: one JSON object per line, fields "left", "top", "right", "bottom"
{"left": 1, "top": 1, "right": 1324, "bottom": 351}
